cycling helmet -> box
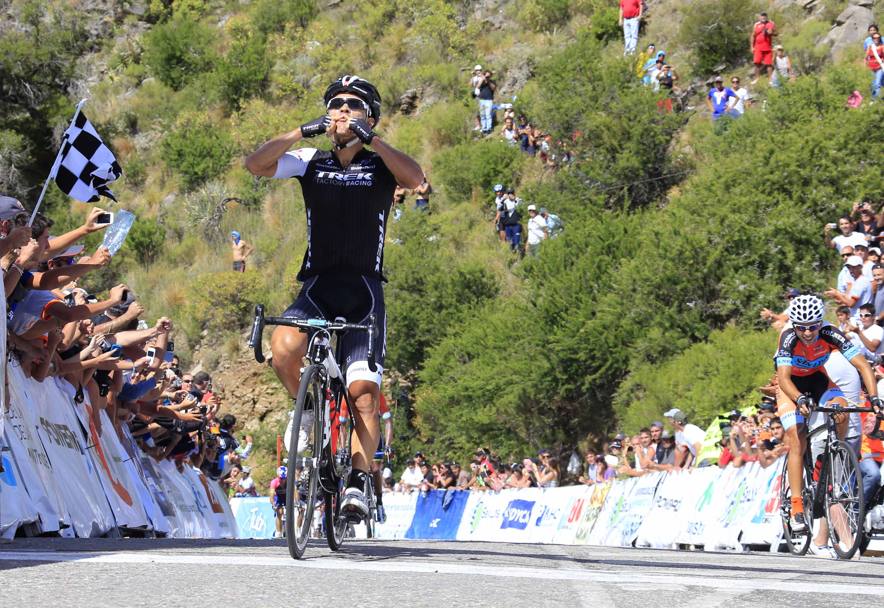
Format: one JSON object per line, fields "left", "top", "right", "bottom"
{"left": 493, "top": 184, "right": 504, "bottom": 192}
{"left": 323, "top": 75, "right": 382, "bottom": 122}
{"left": 788, "top": 294, "right": 825, "bottom": 324}
{"left": 277, "top": 465, "right": 287, "bottom": 480}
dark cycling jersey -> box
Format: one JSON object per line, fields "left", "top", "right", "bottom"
{"left": 774, "top": 324, "right": 860, "bottom": 377}
{"left": 273, "top": 147, "right": 398, "bottom": 281}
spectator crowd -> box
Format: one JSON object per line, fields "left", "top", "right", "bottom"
{"left": 0, "top": 195, "right": 253, "bottom": 504}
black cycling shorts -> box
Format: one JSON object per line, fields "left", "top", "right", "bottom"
{"left": 283, "top": 274, "right": 386, "bottom": 386}
{"left": 792, "top": 372, "right": 830, "bottom": 404}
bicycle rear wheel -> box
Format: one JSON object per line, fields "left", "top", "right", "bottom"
{"left": 825, "top": 440, "right": 864, "bottom": 559}
{"left": 285, "top": 364, "right": 323, "bottom": 560}
{"left": 780, "top": 457, "right": 811, "bottom": 555}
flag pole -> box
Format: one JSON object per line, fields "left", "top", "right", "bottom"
{"left": 28, "top": 98, "right": 88, "bottom": 226}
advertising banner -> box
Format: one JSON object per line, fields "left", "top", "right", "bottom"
{"left": 406, "top": 489, "right": 470, "bottom": 540}
{"left": 27, "top": 375, "right": 116, "bottom": 537}
{"left": 572, "top": 482, "right": 611, "bottom": 544}
{"left": 375, "top": 491, "right": 418, "bottom": 540}
{"left": 702, "top": 463, "right": 770, "bottom": 551}
{"left": 599, "top": 472, "right": 663, "bottom": 547}
{"left": 526, "top": 485, "right": 586, "bottom": 544}
{"left": 0, "top": 447, "right": 39, "bottom": 539}
{"left": 69, "top": 395, "right": 150, "bottom": 530}
{"left": 549, "top": 485, "right": 594, "bottom": 544}
{"left": 586, "top": 478, "right": 635, "bottom": 545}
{"left": 4, "top": 366, "right": 63, "bottom": 533}
{"left": 675, "top": 466, "right": 722, "bottom": 546}
{"left": 635, "top": 470, "right": 692, "bottom": 548}
{"left": 156, "top": 459, "right": 209, "bottom": 538}
{"left": 738, "top": 457, "right": 786, "bottom": 547}
{"left": 231, "top": 496, "right": 276, "bottom": 539}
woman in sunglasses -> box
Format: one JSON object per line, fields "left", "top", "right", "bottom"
{"left": 245, "top": 75, "right": 424, "bottom": 520}
{"left": 773, "top": 294, "right": 882, "bottom": 534}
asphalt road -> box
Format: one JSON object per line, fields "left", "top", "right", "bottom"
{"left": 0, "top": 538, "right": 882, "bottom": 607}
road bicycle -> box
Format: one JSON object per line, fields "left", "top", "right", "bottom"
{"left": 779, "top": 397, "right": 877, "bottom": 559}
{"left": 249, "top": 304, "right": 380, "bottom": 559}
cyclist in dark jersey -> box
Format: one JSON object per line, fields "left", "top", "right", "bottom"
{"left": 245, "top": 76, "right": 424, "bottom": 518}
{"left": 773, "top": 294, "right": 882, "bottom": 532}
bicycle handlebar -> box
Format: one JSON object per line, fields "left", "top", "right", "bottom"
{"left": 813, "top": 405, "right": 877, "bottom": 414}
{"left": 248, "top": 305, "right": 377, "bottom": 372}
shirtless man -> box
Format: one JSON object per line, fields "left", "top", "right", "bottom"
{"left": 231, "top": 231, "right": 254, "bottom": 272}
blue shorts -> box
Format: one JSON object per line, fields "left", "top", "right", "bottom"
{"left": 283, "top": 274, "right": 386, "bottom": 387}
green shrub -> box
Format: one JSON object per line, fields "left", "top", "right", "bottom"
{"left": 613, "top": 327, "right": 776, "bottom": 432}
{"left": 123, "top": 219, "right": 166, "bottom": 265}
{"left": 162, "top": 113, "right": 234, "bottom": 190}
{"left": 433, "top": 139, "right": 524, "bottom": 202}
{"left": 184, "top": 271, "right": 269, "bottom": 340}
{"left": 213, "top": 26, "right": 272, "bottom": 111}
{"left": 518, "top": 0, "right": 571, "bottom": 32}
{"left": 142, "top": 16, "right": 215, "bottom": 90}
{"left": 678, "top": 0, "right": 760, "bottom": 75}
{"left": 523, "top": 34, "right": 685, "bottom": 209}
{"left": 249, "top": 0, "right": 315, "bottom": 35}
{"left": 589, "top": 5, "right": 620, "bottom": 43}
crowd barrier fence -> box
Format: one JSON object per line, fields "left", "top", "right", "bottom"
{"left": 372, "top": 462, "right": 791, "bottom": 551}
{"left": 0, "top": 363, "right": 237, "bottom": 540}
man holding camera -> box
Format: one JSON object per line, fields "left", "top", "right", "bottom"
{"left": 476, "top": 70, "right": 496, "bottom": 135}
{"left": 245, "top": 75, "right": 423, "bottom": 518}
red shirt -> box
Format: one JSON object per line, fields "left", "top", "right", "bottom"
{"left": 753, "top": 21, "right": 775, "bottom": 51}
{"left": 866, "top": 43, "right": 884, "bottom": 72}
{"left": 620, "top": 0, "right": 642, "bottom": 19}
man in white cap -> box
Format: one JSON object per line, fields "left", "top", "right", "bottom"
{"left": 664, "top": 408, "right": 705, "bottom": 469}
{"left": 826, "top": 255, "right": 872, "bottom": 317}
{"left": 525, "top": 204, "right": 548, "bottom": 256}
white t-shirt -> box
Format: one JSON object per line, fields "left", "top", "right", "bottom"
{"left": 675, "top": 423, "right": 706, "bottom": 456}
{"left": 527, "top": 214, "right": 548, "bottom": 245}
{"left": 857, "top": 322, "right": 884, "bottom": 361}
{"left": 732, "top": 87, "right": 749, "bottom": 114}
{"left": 837, "top": 266, "right": 854, "bottom": 293}
{"left": 848, "top": 274, "right": 873, "bottom": 316}
{"left": 237, "top": 476, "right": 255, "bottom": 493}
{"left": 833, "top": 232, "right": 868, "bottom": 252}
{"left": 400, "top": 466, "right": 423, "bottom": 486}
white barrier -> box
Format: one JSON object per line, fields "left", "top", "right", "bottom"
{"left": 376, "top": 459, "right": 789, "bottom": 551}
{"left": 0, "top": 363, "right": 236, "bottom": 539}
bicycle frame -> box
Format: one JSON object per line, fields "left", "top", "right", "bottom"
{"left": 248, "top": 304, "right": 380, "bottom": 528}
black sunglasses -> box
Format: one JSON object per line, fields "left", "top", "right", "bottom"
{"left": 327, "top": 97, "right": 369, "bottom": 113}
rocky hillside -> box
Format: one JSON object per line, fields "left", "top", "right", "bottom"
{"left": 1, "top": 0, "right": 882, "bottom": 482}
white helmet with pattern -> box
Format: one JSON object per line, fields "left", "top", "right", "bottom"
{"left": 788, "top": 294, "right": 824, "bottom": 325}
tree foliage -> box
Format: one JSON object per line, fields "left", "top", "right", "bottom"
{"left": 678, "top": 0, "right": 760, "bottom": 75}
{"left": 143, "top": 16, "right": 216, "bottom": 90}
{"left": 162, "top": 113, "right": 234, "bottom": 190}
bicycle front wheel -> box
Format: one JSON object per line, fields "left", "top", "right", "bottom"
{"left": 324, "top": 489, "right": 348, "bottom": 551}
{"left": 780, "top": 456, "right": 810, "bottom": 556}
{"left": 285, "top": 364, "right": 323, "bottom": 560}
{"left": 825, "top": 440, "right": 865, "bottom": 559}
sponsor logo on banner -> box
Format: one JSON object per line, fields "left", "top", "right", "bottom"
{"left": 1, "top": 455, "right": 17, "bottom": 486}
{"left": 500, "top": 499, "right": 535, "bottom": 530}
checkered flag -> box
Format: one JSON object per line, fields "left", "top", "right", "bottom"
{"left": 53, "top": 110, "right": 122, "bottom": 203}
